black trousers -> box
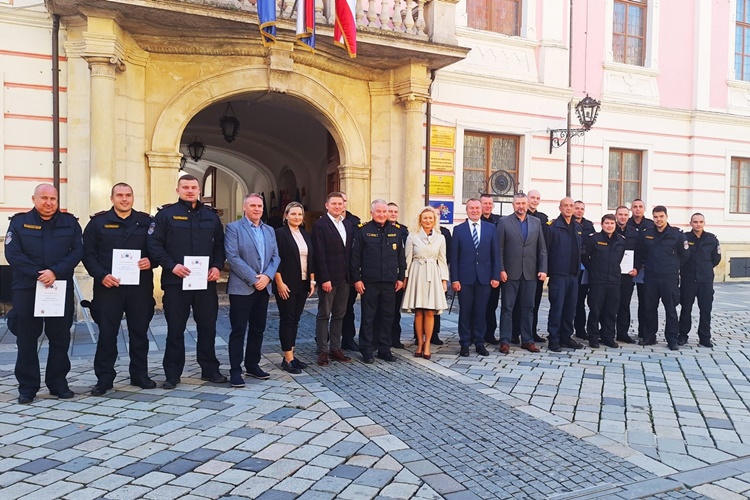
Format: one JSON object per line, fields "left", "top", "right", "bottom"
{"left": 342, "top": 286, "right": 358, "bottom": 344}
{"left": 162, "top": 283, "right": 220, "bottom": 381}
{"left": 93, "top": 284, "right": 155, "bottom": 384}
{"left": 391, "top": 288, "right": 405, "bottom": 345}
{"left": 679, "top": 281, "right": 714, "bottom": 342}
{"left": 636, "top": 282, "right": 647, "bottom": 338}
{"left": 228, "top": 292, "right": 270, "bottom": 374}
{"left": 587, "top": 283, "right": 620, "bottom": 343}
{"left": 359, "top": 281, "right": 395, "bottom": 356}
{"left": 616, "top": 275, "right": 635, "bottom": 339}
{"left": 13, "top": 287, "right": 74, "bottom": 397}
{"left": 484, "top": 285, "right": 500, "bottom": 341}
{"left": 574, "top": 273, "right": 589, "bottom": 336}
{"left": 276, "top": 284, "right": 309, "bottom": 352}
{"left": 643, "top": 278, "right": 679, "bottom": 346}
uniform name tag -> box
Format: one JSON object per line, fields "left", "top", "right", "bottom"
{"left": 387, "top": 233, "right": 397, "bottom": 237}
{"left": 645, "top": 236, "right": 654, "bottom": 239}
{"left": 688, "top": 242, "right": 695, "bottom": 246}
{"left": 172, "top": 216, "right": 188, "bottom": 221}
{"left": 597, "top": 241, "right": 608, "bottom": 246}
{"left": 23, "top": 224, "right": 41, "bottom": 230}
{"left": 104, "top": 224, "right": 120, "bottom": 229}
{"left": 366, "top": 233, "right": 378, "bottom": 237}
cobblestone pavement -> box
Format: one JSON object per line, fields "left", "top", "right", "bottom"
{"left": 0, "top": 283, "right": 749, "bottom": 498}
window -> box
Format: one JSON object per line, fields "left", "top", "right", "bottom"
{"left": 737, "top": 1, "right": 750, "bottom": 81}
{"left": 730, "top": 157, "right": 750, "bottom": 213}
{"left": 613, "top": 0, "right": 646, "bottom": 66}
{"left": 462, "top": 133, "right": 518, "bottom": 202}
{"left": 467, "top": 0, "right": 520, "bottom": 36}
{"left": 608, "top": 149, "right": 642, "bottom": 209}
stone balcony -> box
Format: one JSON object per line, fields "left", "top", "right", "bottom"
{"left": 48, "top": 0, "right": 468, "bottom": 71}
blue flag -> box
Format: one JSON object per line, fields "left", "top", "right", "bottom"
{"left": 257, "top": 0, "right": 277, "bottom": 46}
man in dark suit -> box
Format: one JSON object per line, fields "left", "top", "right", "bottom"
{"left": 224, "top": 193, "right": 280, "bottom": 387}
{"left": 497, "top": 193, "right": 548, "bottom": 354}
{"left": 450, "top": 198, "right": 501, "bottom": 357}
{"left": 312, "top": 192, "right": 354, "bottom": 366}
{"left": 479, "top": 194, "right": 502, "bottom": 345}
{"left": 341, "top": 192, "right": 361, "bottom": 350}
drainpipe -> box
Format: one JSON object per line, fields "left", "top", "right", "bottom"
{"left": 52, "top": 14, "right": 61, "bottom": 195}
{"left": 424, "top": 69, "right": 437, "bottom": 204}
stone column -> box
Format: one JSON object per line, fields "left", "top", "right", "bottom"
{"left": 84, "top": 55, "right": 124, "bottom": 211}
{"left": 397, "top": 93, "right": 429, "bottom": 225}
{"left": 338, "top": 163, "right": 371, "bottom": 220}
{"left": 145, "top": 152, "right": 182, "bottom": 212}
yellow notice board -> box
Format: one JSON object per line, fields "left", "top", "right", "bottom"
{"left": 429, "top": 175, "right": 454, "bottom": 196}
{"left": 429, "top": 150, "right": 454, "bottom": 172}
{"left": 430, "top": 126, "right": 455, "bottom": 149}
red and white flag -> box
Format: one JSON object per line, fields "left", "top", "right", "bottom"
{"left": 334, "top": 0, "right": 357, "bottom": 58}
{"left": 296, "top": 0, "right": 315, "bottom": 51}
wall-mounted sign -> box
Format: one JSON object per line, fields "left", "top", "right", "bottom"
{"left": 429, "top": 201, "right": 454, "bottom": 225}
{"left": 429, "top": 150, "right": 454, "bottom": 172}
{"left": 429, "top": 175, "right": 454, "bottom": 196}
{"left": 430, "top": 125, "right": 455, "bottom": 149}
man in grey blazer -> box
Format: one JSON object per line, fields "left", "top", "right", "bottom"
{"left": 497, "top": 193, "right": 548, "bottom": 354}
{"left": 225, "top": 193, "right": 280, "bottom": 387}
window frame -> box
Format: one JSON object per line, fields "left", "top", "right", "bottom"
{"left": 612, "top": 0, "right": 647, "bottom": 66}
{"left": 730, "top": 157, "right": 750, "bottom": 214}
{"left": 461, "top": 132, "right": 520, "bottom": 203}
{"left": 736, "top": 0, "right": 750, "bottom": 81}
{"left": 467, "top": 0, "right": 522, "bottom": 36}
{"left": 607, "top": 148, "right": 643, "bottom": 210}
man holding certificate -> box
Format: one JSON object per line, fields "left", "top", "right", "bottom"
{"left": 83, "top": 183, "right": 158, "bottom": 396}
{"left": 4, "top": 184, "right": 83, "bottom": 404}
{"left": 147, "top": 175, "right": 227, "bottom": 389}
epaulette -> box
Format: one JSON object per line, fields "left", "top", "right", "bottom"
{"left": 89, "top": 210, "right": 107, "bottom": 219}
{"left": 358, "top": 222, "right": 365, "bottom": 228}
{"left": 8, "top": 211, "right": 26, "bottom": 220}
{"left": 157, "top": 203, "right": 175, "bottom": 212}
{"left": 205, "top": 205, "right": 218, "bottom": 213}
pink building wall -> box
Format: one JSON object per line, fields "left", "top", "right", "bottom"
{"left": 658, "top": 0, "right": 695, "bottom": 109}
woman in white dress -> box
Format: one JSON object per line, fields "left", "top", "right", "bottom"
{"left": 402, "top": 207, "right": 449, "bottom": 359}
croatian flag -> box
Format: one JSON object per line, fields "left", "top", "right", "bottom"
{"left": 296, "top": 0, "right": 315, "bottom": 51}
{"left": 334, "top": 0, "right": 357, "bottom": 58}
{"left": 257, "top": 0, "right": 277, "bottom": 46}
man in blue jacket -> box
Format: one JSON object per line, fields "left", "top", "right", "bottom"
{"left": 4, "top": 184, "right": 83, "bottom": 404}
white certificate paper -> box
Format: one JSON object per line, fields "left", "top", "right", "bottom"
{"left": 183, "top": 256, "right": 209, "bottom": 290}
{"left": 34, "top": 280, "right": 67, "bottom": 317}
{"left": 112, "top": 249, "right": 141, "bottom": 285}
{"left": 620, "top": 250, "right": 635, "bottom": 274}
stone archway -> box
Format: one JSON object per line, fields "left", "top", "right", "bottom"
{"left": 147, "top": 64, "right": 369, "bottom": 214}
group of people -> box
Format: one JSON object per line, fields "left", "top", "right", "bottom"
{"left": 3, "top": 180, "right": 720, "bottom": 405}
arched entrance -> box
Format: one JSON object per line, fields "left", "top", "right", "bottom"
{"left": 147, "top": 66, "right": 370, "bottom": 219}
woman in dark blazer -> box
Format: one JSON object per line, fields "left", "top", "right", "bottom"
{"left": 274, "top": 202, "right": 315, "bottom": 374}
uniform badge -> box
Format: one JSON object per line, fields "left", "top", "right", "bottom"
{"left": 683, "top": 240, "right": 689, "bottom": 250}
{"left": 148, "top": 222, "right": 156, "bottom": 235}
{"left": 4, "top": 231, "right": 11, "bottom": 245}
{"left": 392, "top": 243, "right": 397, "bottom": 250}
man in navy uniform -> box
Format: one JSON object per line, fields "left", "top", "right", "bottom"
{"left": 480, "top": 194, "right": 502, "bottom": 345}
{"left": 614, "top": 205, "right": 640, "bottom": 343}
{"left": 639, "top": 205, "right": 690, "bottom": 350}
{"left": 147, "top": 175, "right": 227, "bottom": 389}
{"left": 627, "top": 199, "right": 653, "bottom": 339}
{"left": 350, "top": 199, "right": 407, "bottom": 364}
{"left": 387, "top": 202, "right": 409, "bottom": 349}
{"left": 83, "top": 183, "right": 157, "bottom": 396}
{"left": 5, "top": 184, "right": 83, "bottom": 404}
{"left": 543, "top": 198, "right": 583, "bottom": 352}
{"left": 341, "top": 191, "right": 362, "bottom": 350}
{"left": 678, "top": 213, "right": 721, "bottom": 348}
{"left": 573, "top": 200, "right": 596, "bottom": 340}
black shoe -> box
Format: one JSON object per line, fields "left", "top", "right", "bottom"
{"left": 392, "top": 342, "right": 406, "bottom": 349}
{"left": 548, "top": 343, "right": 562, "bottom": 353}
{"left": 201, "top": 372, "right": 228, "bottom": 384}
{"left": 589, "top": 340, "right": 600, "bottom": 349}
{"left": 560, "top": 338, "right": 583, "bottom": 349}
{"left": 377, "top": 351, "right": 397, "bottom": 362}
{"left": 18, "top": 394, "right": 34, "bottom": 405}
{"left": 677, "top": 337, "right": 688, "bottom": 346}
{"left": 574, "top": 331, "right": 588, "bottom": 340}
{"left": 430, "top": 337, "right": 444, "bottom": 346}
{"left": 668, "top": 343, "right": 679, "bottom": 351}
{"left": 51, "top": 389, "right": 74, "bottom": 399}
{"left": 533, "top": 333, "right": 547, "bottom": 343}
{"left": 362, "top": 356, "right": 375, "bottom": 364}
{"left": 291, "top": 359, "right": 308, "bottom": 370}
{"left": 230, "top": 373, "right": 245, "bottom": 388}
{"left": 510, "top": 337, "right": 520, "bottom": 345}
{"left": 246, "top": 366, "right": 271, "bottom": 380}
{"left": 484, "top": 337, "right": 500, "bottom": 345}
{"left": 281, "top": 359, "right": 302, "bottom": 375}
{"left": 459, "top": 346, "right": 470, "bottom": 357}
{"left": 90, "top": 383, "right": 113, "bottom": 397}
{"left": 130, "top": 377, "right": 157, "bottom": 389}
{"left": 699, "top": 340, "right": 714, "bottom": 348}
{"left": 602, "top": 340, "right": 620, "bottom": 348}
{"left": 617, "top": 336, "right": 636, "bottom": 344}
{"left": 638, "top": 339, "right": 656, "bottom": 346}
{"left": 476, "top": 346, "right": 490, "bottom": 356}
{"left": 341, "top": 340, "right": 360, "bottom": 351}
{"left": 163, "top": 379, "right": 180, "bottom": 390}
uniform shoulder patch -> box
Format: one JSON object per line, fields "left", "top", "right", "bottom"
{"left": 4, "top": 231, "right": 12, "bottom": 244}
{"left": 683, "top": 240, "right": 689, "bottom": 250}
{"left": 717, "top": 245, "right": 721, "bottom": 255}
{"left": 90, "top": 210, "right": 107, "bottom": 219}
{"left": 148, "top": 221, "right": 156, "bottom": 235}
{"left": 358, "top": 222, "right": 365, "bottom": 228}
{"left": 394, "top": 223, "right": 401, "bottom": 229}
{"left": 546, "top": 220, "right": 553, "bottom": 226}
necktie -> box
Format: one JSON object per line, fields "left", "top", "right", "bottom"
{"left": 472, "top": 223, "right": 479, "bottom": 249}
